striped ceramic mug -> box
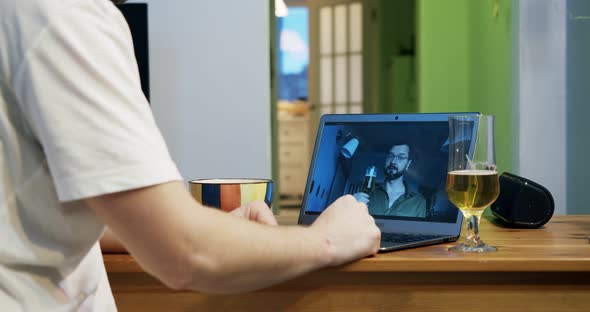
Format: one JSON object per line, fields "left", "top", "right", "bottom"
{"left": 189, "top": 178, "right": 273, "bottom": 212}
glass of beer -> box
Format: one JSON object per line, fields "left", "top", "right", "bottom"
{"left": 446, "top": 115, "right": 499, "bottom": 252}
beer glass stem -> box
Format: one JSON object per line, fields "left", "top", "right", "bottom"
{"left": 465, "top": 215, "right": 481, "bottom": 246}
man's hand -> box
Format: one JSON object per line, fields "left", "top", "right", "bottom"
{"left": 352, "top": 192, "right": 370, "bottom": 205}
{"left": 310, "top": 195, "right": 381, "bottom": 266}
{"left": 89, "top": 183, "right": 377, "bottom": 294}
{"left": 230, "top": 201, "right": 278, "bottom": 226}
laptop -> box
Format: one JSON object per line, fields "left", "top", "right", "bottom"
{"left": 297, "top": 113, "right": 479, "bottom": 252}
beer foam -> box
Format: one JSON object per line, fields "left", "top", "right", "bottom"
{"left": 449, "top": 170, "right": 497, "bottom": 175}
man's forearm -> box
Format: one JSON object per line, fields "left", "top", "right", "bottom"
{"left": 180, "top": 217, "right": 334, "bottom": 294}
{"left": 89, "top": 182, "right": 334, "bottom": 294}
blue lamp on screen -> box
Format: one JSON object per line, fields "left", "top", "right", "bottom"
{"left": 341, "top": 137, "right": 359, "bottom": 158}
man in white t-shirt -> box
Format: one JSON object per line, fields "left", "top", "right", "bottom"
{"left": 0, "top": 0, "right": 380, "bottom": 310}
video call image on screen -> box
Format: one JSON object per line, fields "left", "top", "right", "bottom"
{"left": 304, "top": 121, "right": 465, "bottom": 223}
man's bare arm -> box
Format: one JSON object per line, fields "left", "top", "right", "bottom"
{"left": 99, "top": 200, "right": 279, "bottom": 253}
{"left": 87, "top": 181, "right": 380, "bottom": 294}
{"left": 100, "top": 228, "right": 126, "bottom": 253}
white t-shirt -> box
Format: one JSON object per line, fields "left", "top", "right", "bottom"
{"left": 0, "top": 0, "right": 182, "bottom": 310}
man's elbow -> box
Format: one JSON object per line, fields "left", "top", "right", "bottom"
{"left": 158, "top": 253, "right": 239, "bottom": 294}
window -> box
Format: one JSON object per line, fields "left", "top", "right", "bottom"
{"left": 319, "top": 2, "right": 363, "bottom": 114}
{"left": 277, "top": 7, "right": 309, "bottom": 101}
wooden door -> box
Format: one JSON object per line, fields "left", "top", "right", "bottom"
{"left": 308, "top": 0, "right": 364, "bottom": 139}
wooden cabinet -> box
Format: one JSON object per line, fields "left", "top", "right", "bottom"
{"left": 278, "top": 114, "right": 311, "bottom": 206}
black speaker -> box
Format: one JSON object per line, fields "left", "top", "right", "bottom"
{"left": 490, "top": 172, "right": 554, "bottom": 228}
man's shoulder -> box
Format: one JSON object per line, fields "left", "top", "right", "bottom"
{"left": 1, "top": 0, "right": 111, "bottom": 34}
{"left": 1, "top": 0, "right": 76, "bottom": 20}
{"left": 402, "top": 181, "right": 426, "bottom": 203}
{"left": 1, "top": 0, "right": 83, "bottom": 71}
{"left": 408, "top": 189, "right": 426, "bottom": 199}
{"left": 407, "top": 190, "right": 426, "bottom": 205}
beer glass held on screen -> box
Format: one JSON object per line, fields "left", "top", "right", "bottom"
{"left": 361, "top": 166, "right": 377, "bottom": 194}
{"left": 446, "top": 115, "right": 499, "bottom": 253}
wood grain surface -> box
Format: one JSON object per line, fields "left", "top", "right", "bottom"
{"left": 104, "top": 214, "right": 590, "bottom": 311}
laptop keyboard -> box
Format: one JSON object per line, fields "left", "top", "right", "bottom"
{"left": 380, "top": 232, "right": 445, "bottom": 245}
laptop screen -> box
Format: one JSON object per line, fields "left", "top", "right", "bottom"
{"left": 302, "top": 115, "right": 472, "bottom": 224}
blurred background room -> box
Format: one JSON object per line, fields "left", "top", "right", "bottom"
{"left": 122, "top": 0, "right": 589, "bottom": 215}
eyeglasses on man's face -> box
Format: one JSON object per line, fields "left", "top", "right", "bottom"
{"left": 386, "top": 153, "right": 409, "bottom": 162}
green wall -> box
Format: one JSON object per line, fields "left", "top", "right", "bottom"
{"left": 364, "top": 0, "right": 416, "bottom": 113}
{"left": 417, "top": 0, "right": 512, "bottom": 172}
{"left": 417, "top": 0, "right": 469, "bottom": 113}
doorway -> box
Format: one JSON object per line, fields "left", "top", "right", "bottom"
{"left": 274, "top": 0, "right": 417, "bottom": 208}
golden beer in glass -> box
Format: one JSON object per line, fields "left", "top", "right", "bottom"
{"left": 447, "top": 115, "right": 498, "bottom": 252}
{"left": 446, "top": 170, "right": 499, "bottom": 217}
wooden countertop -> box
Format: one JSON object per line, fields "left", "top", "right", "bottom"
{"left": 104, "top": 214, "right": 590, "bottom": 274}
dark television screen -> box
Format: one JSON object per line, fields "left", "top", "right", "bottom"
{"left": 116, "top": 3, "right": 150, "bottom": 102}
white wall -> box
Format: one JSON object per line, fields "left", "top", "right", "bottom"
{"left": 566, "top": 0, "right": 590, "bottom": 214}
{"left": 127, "top": 0, "right": 272, "bottom": 180}
{"left": 515, "top": 0, "right": 567, "bottom": 214}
